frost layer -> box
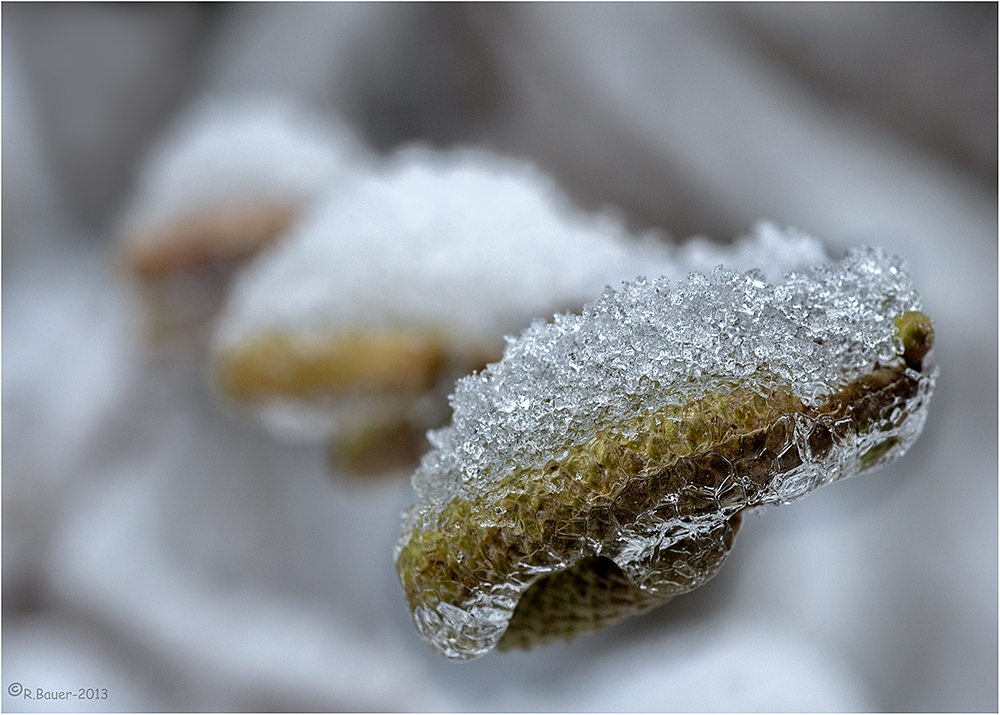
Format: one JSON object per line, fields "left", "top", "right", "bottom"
{"left": 396, "top": 248, "right": 937, "bottom": 660}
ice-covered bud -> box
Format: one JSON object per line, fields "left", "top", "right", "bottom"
{"left": 395, "top": 247, "right": 937, "bottom": 660}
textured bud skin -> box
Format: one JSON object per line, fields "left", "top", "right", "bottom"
{"left": 396, "top": 312, "right": 935, "bottom": 660}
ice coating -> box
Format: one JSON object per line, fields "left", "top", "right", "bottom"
{"left": 406, "top": 247, "right": 926, "bottom": 516}
{"left": 396, "top": 247, "right": 937, "bottom": 660}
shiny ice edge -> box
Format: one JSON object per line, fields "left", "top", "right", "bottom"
{"left": 395, "top": 247, "right": 937, "bottom": 661}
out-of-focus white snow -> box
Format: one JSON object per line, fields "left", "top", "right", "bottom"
{"left": 116, "top": 96, "right": 363, "bottom": 246}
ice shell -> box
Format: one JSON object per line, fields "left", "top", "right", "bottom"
{"left": 396, "top": 246, "right": 937, "bottom": 660}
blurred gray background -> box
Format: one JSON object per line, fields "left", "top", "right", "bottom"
{"left": 3, "top": 3, "right": 997, "bottom": 712}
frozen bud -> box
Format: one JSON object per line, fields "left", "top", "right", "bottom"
{"left": 395, "top": 247, "right": 937, "bottom": 660}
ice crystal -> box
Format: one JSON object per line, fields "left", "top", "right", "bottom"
{"left": 396, "top": 247, "right": 937, "bottom": 660}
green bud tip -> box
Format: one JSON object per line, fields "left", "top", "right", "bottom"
{"left": 896, "top": 311, "right": 934, "bottom": 371}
